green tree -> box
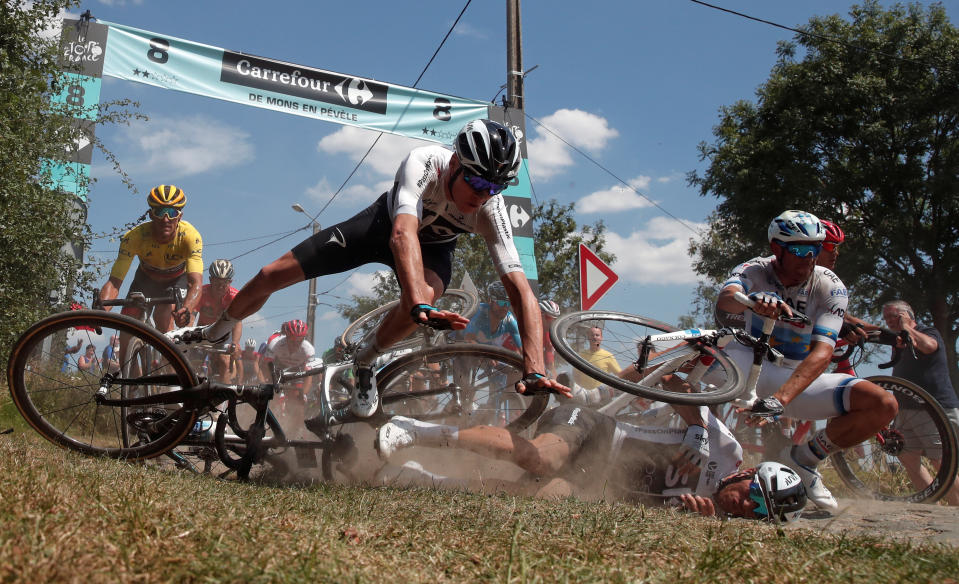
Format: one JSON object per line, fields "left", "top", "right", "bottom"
{"left": 0, "top": 1, "right": 142, "bottom": 363}
{"left": 336, "top": 198, "right": 614, "bottom": 320}
{"left": 687, "top": 1, "right": 959, "bottom": 390}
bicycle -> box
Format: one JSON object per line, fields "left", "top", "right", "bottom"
{"left": 6, "top": 308, "right": 548, "bottom": 482}
{"left": 340, "top": 288, "right": 479, "bottom": 353}
{"left": 549, "top": 291, "right": 959, "bottom": 503}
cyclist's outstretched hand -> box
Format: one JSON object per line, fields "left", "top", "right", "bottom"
{"left": 410, "top": 304, "right": 470, "bottom": 330}
{"left": 746, "top": 291, "right": 793, "bottom": 320}
{"left": 742, "top": 396, "right": 784, "bottom": 427}
{"left": 173, "top": 307, "right": 193, "bottom": 328}
{"left": 678, "top": 493, "right": 716, "bottom": 517}
{"left": 514, "top": 373, "right": 572, "bottom": 398}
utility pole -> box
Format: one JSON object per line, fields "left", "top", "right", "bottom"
{"left": 292, "top": 204, "right": 320, "bottom": 346}
{"left": 506, "top": 0, "right": 523, "bottom": 110}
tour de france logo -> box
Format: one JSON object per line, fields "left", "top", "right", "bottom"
{"left": 63, "top": 39, "right": 104, "bottom": 64}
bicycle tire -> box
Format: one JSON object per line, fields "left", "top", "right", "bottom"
{"left": 550, "top": 311, "right": 744, "bottom": 405}
{"left": 375, "top": 344, "right": 547, "bottom": 433}
{"left": 339, "top": 289, "right": 480, "bottom": 351}
{"left": 830, "top": 375, "right": 959, "bottom": 503}
{"left": 7, "top": 310, "right": 199, "bottom": 460}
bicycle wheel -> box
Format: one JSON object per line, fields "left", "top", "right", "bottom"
{"left": 340, "top": 289, "right": 480, "bottom": 351}
{"left": 550, "top": 311, "right": 743, "bottom": 405}
{"left": 7, "top": 310, "right": 199, "bottom": 460}
{"left": 830, "top": 376, "right": 959, "bottom": 503}
{"left": 375, "top": 344, "right": 547, "bottom": 433}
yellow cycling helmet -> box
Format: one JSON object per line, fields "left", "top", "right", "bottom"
{"left": 147, "top": 185, "right": 187, "bottom": 209}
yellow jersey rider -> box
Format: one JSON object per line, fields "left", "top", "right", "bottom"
{"left": 99, "top": 185, "right": 203, "bottom": 332}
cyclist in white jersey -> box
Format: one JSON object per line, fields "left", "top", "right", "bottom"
{"left": 173, "top": 119, "right": 570, "bottom": 420}
{"left": 715, "top": 210, "right": 898, "bottom": 510}
{"left": 376, "top": 404, "right": 808, "bottom": 522}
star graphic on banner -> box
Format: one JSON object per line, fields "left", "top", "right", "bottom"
{"left": 133, "top": 68, "right": 141, "bottom": 76}
{"left": 422, "top": 127, "right": 430, "bottom": 135}
{"left": 142, "top": 70, "right": 151, "bottom": 79}
{"left": 430, "top": 129, "right": 437, "bottom": 136}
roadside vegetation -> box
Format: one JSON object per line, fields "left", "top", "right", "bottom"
{"left": 1, "top": 395, "right": 956, "bottom": 584}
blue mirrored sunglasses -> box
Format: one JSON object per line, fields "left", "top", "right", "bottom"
{"left": 748, "top": 477, "right": 770, "bottom": 518}
{"left": 773, "top": 239, "right": 821, "bottom": 258}
{"left": 463, "top": 172, "right": 507, "bottom": 196}
{"left": 494, "top": 299, "right": 510, "bottom": 307}
{"left": 151, "top": 206, "right": 182, "bottom": 219}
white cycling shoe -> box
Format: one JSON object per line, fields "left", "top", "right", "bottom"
{"left": 377, "top": 416, "right": 421, "bottom": 459}
{"left": 781, "top": 447, "right": 839, "bottom": 510}
{"left": 350, "top": 365, "right": 379, "bottom": 418}
{"left": 166, "top": 325, "right": 228, "bottom": 346}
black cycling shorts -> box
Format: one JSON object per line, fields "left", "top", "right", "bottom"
{"left": 291, "top": 193, "right": 457, "bottom": 290}
{"left": 122, "top": 268, "right": 188, "bottom": 317}
{"left": 536, "top": 404, "right": 617, "bottom": 478}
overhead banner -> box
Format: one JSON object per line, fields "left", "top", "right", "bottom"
{"left": 100, "top": 21, "right": 489, "bottom": 143}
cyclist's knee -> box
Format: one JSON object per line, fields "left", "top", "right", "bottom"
{"left": 518, "top": 436, "right": 566, "bottom": 476}
{"left": 850, "top": 381, "right": 898, "bottom": 423}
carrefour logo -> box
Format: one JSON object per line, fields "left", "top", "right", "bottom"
{"left": 220, "top": 51, "right": 388, "bottom": 114}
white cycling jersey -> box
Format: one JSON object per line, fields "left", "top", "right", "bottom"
{"left": 609, "top": 405, "right": 743, "bottom": 498}
{"left": 387, "top": 145, "right": 523, "bottom": 276}
{"left": 722, "top": 255, "right": 847, "bottom": 364}
{"left": 262, "top": 335, "right": 316, "bottom": 372}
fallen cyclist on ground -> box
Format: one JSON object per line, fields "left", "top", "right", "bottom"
{"left": 375, "top": 401, "right": 807, "bottom": 523}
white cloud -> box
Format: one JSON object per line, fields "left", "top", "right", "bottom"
{"left": 578, "top": 176, "right": 654, "bottom": 214}
{"left": 117, "top": 115, "right": 255, "bottom": 177}
{"left": 454, "top": 22, "right": 487, "bottom": 40}
{"left": 527, "top": 109, "right": 618, "bottom": 181}
{"left": 317, "top": 126, "right": 427, "bottom": 177}
{"left": 345, "top": 270, "right": 392, "bottom": 297}
{"left": 602, "top": 216, "right": 705, "bottom": 285}
{"left": 304, "top": 177, "right": 390, "bottom": 207}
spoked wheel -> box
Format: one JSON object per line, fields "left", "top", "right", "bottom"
{"left": 6, "top": 310, "right": 198, "bottom": 460}
{"left": 550, "top": 311, "right": 743, "bottom": 405}
{"left": 830, "top": 376, "right": 959, "bottom": 503}
{"left": 376, "top": 344, "right": 546, "bottom": 433}
{"left": 340, "top": 289, "right": 479, "bottom": 352}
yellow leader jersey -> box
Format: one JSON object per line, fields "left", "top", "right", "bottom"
{"left": 109, "top": 220, "right": 203, "bottom": 281}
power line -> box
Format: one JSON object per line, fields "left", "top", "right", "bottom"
{"left": 523, "top": 112, "right": 702, "bottom": 235}
{"left": 689, "top": 0, "right": 947, "bottom": 70}
{"left": 307, "top": 0, "right": 474, "bottom": 225}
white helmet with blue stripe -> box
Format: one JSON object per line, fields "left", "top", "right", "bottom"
{"left": 767, "top": 210, "right": 825, "bottom": 244}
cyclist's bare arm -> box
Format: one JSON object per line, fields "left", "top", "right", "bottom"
{"left": 717, "top": 284, "right": 794, "bottom": 320}
{"left": 98, "top": 277, "right": 124, "bottom": 311}
{"left": 772, "top": 340, "right": 833, "bottom": 406}
{"left": 177, "top": 272, "right": 203, "bottom": 323}
{"left": 389, "top": 213, "right": 469, "bottom": 330}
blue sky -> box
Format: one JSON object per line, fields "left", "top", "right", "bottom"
{"left": 56, "top": 0, "right": 958, "bottom": 353}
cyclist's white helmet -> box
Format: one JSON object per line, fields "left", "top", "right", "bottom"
{"left": 751, "top": 462, "right": 807, "bottom": 523}
{"left": 454, "top": 119, "right": 522, "bottom": 184}
{"left": 538, "top": 299, "right": 561, "bottom": 318}
{"left": 767, "top": 210, "right": 825, "bottom": 244}
{"left": 245, "top": 338, "right": 257, "bottom": 349}
{"left": 208, "top": 258, "right": 235, "bottom": 280}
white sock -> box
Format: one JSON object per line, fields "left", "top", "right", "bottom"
{"left": 204, "top": 312, "right": 237, "bottom": 340}
{"left": 410, "top": 418, "right": 459, "bottom": 447}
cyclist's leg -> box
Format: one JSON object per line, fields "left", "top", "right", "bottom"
{"left": 783, "top": 376, "right": 898, "bottom": 448}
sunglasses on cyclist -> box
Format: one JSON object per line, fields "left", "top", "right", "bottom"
{"left": 821, "top": 241, "right": 840, "bottom": 253}
{"left": 748, "top": 476, "right": 771, "bottom": 519}
{"left": 150, "top": 206, "right": 182, "bottom": 220}
{"left": 493, "top": 299, "right": 510, "bottom": 307}
{"left": 463, "top": 172, "right": 508, "bottom": 196}
{"left": 773, "top": 239, "right": 821, "bottom": 258}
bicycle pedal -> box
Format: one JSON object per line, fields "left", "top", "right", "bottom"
{"left": 295, "top": 447, "right": 318, "bottom": 468}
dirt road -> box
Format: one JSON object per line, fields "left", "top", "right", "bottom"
{"left": 794, "top": 499, "right": 959, "bottom": 546}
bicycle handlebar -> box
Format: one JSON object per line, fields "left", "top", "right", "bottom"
{"left": 731, "top": 291, "right": 811, "bottom": 325}
{"left": 92, "top": 287, "right": 185, "bottom": 311}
